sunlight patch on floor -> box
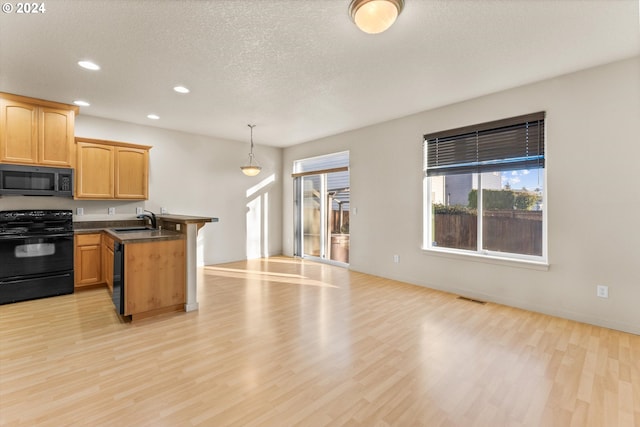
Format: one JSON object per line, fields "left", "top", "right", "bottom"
{"left": 203, "top": 266, "right": 338, "bottom": 289}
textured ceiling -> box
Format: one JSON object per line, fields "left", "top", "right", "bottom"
{"left": 1, "top": 0, "right": 638, "bottom": 147}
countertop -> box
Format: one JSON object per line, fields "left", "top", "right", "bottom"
{"left": 73, "top": 214, "right": 217, "bottom": 243}
{"left": 75, "top": 227, "right": 184, "bottom": 243}
{"left": 157, "top": 214, "right": 219, "bottom": 224}
{"left": 104, "top": 228, "right": 185, "bottom": 244}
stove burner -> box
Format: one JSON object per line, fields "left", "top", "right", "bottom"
{"left": 0, "top": 210, "right": 73, "bottom": 237}
{"left": 0, "top": 227, "right": 29, "bottom": 234}
{"left": 44, "top": 227, "right": 65, "bottom": 232}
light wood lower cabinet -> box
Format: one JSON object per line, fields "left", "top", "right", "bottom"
{"left": 75, "top": 231, "right": 185, "bottom": 318}
{"left": 102, "top": 234, "right": 115, "bottom": 293}
{"left": 74, "top": 233, "right": 103, "bottom": 288}
{"left": 125, "top": 239, "right": 186, "bottom": 318}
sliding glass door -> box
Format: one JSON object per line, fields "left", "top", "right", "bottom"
{"left": 293, "top": 152, "right": 349, "bottom": 265}
{"left": 302, "top": 174, "right": 323, "bottom": 258}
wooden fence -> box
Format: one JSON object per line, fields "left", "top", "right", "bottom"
{"left": 434, "top": 210, "right": 542, "bottom": 255}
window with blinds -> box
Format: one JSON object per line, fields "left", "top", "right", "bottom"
{"left": 424, "top": 112, "right": 545, "bottom": 176}
{"left": 423, "top": 113, "right": 547, "bottom": 263}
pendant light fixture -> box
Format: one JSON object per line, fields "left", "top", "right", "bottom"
{"left": 349, "top": 0, "right": 404, "bottom": 34}
{"left": 240, "top": 124, "right": 262, "bottom": 176}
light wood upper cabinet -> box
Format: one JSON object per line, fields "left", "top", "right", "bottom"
{"left": 75, "top": 137, "right": 151, "bottom": 200}
{"left": 116, "top": 146, "right": 148, "bottom": 199}
{"left": 0, "top": 93, "right": 77, "bottom": 166}
{"left": 39, "top": 106, "right": 75, "bottom": 166}
{"left": 76, "top": 141, "right": 115, "bottom": 198}
{"left": 0, "top": 98, "right": 38, "bottom": 164}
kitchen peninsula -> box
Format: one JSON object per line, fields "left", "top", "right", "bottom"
{"left": 75, "top": 214, "right": 217, "bottom": 320}
{"left": 155, "top": 214, "right": 218, "bottom": 313}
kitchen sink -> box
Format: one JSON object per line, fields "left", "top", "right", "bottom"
{"left": 112, "top": 227, "right": 155, "bottom": 232}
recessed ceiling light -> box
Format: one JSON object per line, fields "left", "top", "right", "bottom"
{"left": 147, "top": 114, "right": 160, "bottom": 120}
{"left": 173, "top": 86, "right": 190, "bottom": 94}
{"left": 73, "top": 100, "right": 90, "bottom": 107}
{"left": 78, "top": 60, "right": 100, "bottom": 71}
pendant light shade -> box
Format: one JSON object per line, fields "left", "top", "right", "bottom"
{"left": 349, "top": 0, "right": 404, "bottom": 34}
{"left": 241, "top": 124, "right": 262, "bottom": 176}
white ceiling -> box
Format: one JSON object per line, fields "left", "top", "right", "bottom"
{"left": 1, "top": 0, "right": 638, "bottom": 147}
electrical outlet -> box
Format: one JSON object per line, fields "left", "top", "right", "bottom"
{"left": 108, "top": 207, "right": 115, "bottom": 215}
{"left": 393, "top": 254, "right": 399, "bottom": 263}
{"left": 136, "top": 207, "right": 143, "bottom": 215}
{"left": 597, "top": 285, "right": 609, "bottom": 298}
{"left": 161, "top": 207, "right": 168, "bottom": 214}
{"left": 76, "top": 207, "right": 84, "bottom": 216}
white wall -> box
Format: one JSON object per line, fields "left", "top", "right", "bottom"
{"left": 2, "top": 57, "right": 637, "bottom": 333}
{"left": 0, "top": 117, "right": 283, "bottom": 265}
{"left": 282, "top": 57, "right": 640, "bottom": 335}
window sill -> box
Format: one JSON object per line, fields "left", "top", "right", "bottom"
{"left": 421, "top": 247, "right": 549, "bottom": 271}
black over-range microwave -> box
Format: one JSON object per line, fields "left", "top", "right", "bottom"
{"left": 0, "top": 164, "right": 74, "bottom": 197}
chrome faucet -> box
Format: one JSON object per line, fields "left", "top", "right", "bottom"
{"left": 137, "top": 210, "right": 157, "bottom": 229}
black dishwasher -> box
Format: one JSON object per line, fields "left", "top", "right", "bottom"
{"left": 112, "top": 242, "right": 125, "bottom": 314}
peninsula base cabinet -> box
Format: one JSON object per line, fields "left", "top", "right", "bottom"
{"left": 74, "top": 230, "right": 185, "bottom": 320}
{"left": 124, "top": 239, "right": 186, "bottom": 320}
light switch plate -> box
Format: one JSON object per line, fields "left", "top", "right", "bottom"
{"left": 136, "top": 207, "right": 143, "bottom": 215}
{"left": 76, "top": 207, "right": 84, "bottom": 216}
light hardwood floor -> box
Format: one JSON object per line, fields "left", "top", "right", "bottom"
{"left": 1, "top": 257, "right": 638, "bottom": 426}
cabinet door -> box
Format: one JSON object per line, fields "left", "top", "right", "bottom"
{"left": 39, "top": 107, "right": 74, "bottom": 166}
{"left": 75, "top": 234, "right": 103, "bottom": 288}
{"left": 125, "top": 239, "right": 185, "bottom": 316}
{"left": 115, "top": 146, "right": 149, "bottom": 199}
{"left": 102, "top": 234, "right": 115, "bottom": 293}
{"left": 0, "top": 98, "right": 38, "bottom": 164}
{"left": 76, "top": 141, "right": 114, "bottom": 199}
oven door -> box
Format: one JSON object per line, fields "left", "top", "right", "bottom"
{"left": 0, "top": 233, "right": 74, "bottom": 279}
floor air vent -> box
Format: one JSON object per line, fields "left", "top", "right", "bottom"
{"left": 457, "top": 296, "right": 487, "bottom": 305}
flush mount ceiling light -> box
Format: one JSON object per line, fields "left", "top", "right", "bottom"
{"left": 240, "top": 124, "right": 262, "bottom": 177}
{"left": 173, "top": 86, "right": 190, "bottom": 94}
{"left": 349, "top": 0, "right": 404, "bottom": 34}
{"left": 78, "top": 60, "right": 100, "bottom": 70}
{"left": 147, "top": 114, "right": 160, "bottom": 120}
{"left": 73, "top": 100, "right": 90, "bottom": 107}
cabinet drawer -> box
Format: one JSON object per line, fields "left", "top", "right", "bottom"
{"left": 76, "top": 233, "right": 101, "bottom": 246}
{"left": 103, "top": 234, "right": 114, "bottom": 251}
